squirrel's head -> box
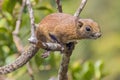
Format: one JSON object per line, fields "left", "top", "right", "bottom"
{"left": 76, "top": 19, "right": 101, "bottom": 39}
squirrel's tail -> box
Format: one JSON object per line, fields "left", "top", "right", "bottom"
{"left": 0, "top": 44, "right": 39, "bottom": 74}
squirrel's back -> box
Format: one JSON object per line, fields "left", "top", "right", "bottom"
{"left": 36, "top": 13, "right": 78, "bottom": 43}
{"left": 36, "top": 13, "right": 101, "bottom": 43}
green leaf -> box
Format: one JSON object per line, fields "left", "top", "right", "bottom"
{"left": 81, "top": 61, "right": 94, "bottom": 80}
{"left": 0, "top": 27, "right": 7, "bottom": 32}
{"left": 49, "top": 53, "right": 56, "bottom": 67}
{"left": 35, "top": 6, "right": 54, "bottom": 13}
{"left": 0, "top": 18, "right": 8, "bottom": 28}
{"left": 35, "top": 54, "right": 44, "bottom": 67}
{"left": 34, "top": 0, "right": 39, "bottom": 3}
{"left": 70, "top": 61, "right": 82, "bottom": 73}
{"left": 2, "top": 0, "right": 17, "bottom": 14}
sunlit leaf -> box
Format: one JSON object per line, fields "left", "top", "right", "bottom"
{"left": 70, "top": 61, "right": 81, "bottom": 73}
{"left": 94, "top": 60, "right": 104, "bottom": 79}
{"left": 80, "top": 61, "right": 94, "bottom": 80}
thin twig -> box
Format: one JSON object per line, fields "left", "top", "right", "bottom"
{"left": 12, "top": 0, "right": 34, "bottom": 79}
{"left": 74, "top": 0, "right": 87, "bottom": 17}
{"left": 26, "top": 62, "right": 34, "bottom": 80}
{"left": 55, "top": 0, "right": 62, "bottom": 13}
{"left": 26, "top": 0, "right": 37, "bottom": 44}
{"left": 13, "top": 0, "right": 25, "bottom": 35}
{"left": 12, "top": 0, "right": 26, "bottom": 52}
{"left": 0, "top": 0, "right": 3, "bottom": 10}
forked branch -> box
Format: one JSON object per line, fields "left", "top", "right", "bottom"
{"left": 58, "top": 0, "right": 88, "bottom": 80}
{"left": 0, "top": 42, "right": 63, "bottom": 74}
{"left": 26, "top": 0, "right": 38, "bottom": 43}
{"left": 74, "top": 0, "right": 87, "bottom": 17}
{"left": 0, "top": 44, "right": 39, "bottom": 74}
{"left": 55, "top": 0, "right": 62, "bottom": 13}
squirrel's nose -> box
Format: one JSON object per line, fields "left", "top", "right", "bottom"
{"left": 95, "top": 32, "right": 102, "bottom": 38}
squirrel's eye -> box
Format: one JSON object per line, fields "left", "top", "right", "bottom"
{"left": 85, "top": 26, "right": 91, "bottom": 31}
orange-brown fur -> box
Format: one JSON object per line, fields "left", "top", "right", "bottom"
{"left": 36, "top": 13, "right": 101, "bottom": 45}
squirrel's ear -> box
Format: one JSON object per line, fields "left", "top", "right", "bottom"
{"left": 78, "top": 20, "right": 83, "bottom": 28}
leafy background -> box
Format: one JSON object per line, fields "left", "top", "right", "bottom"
{"left": 0, "top": 0, "right": 120, "bottom": 80}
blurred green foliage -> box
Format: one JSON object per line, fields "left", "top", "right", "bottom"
{"left": 0, "top": 0, "right": 120, "bottom": 80}
{"left": 69, "top": 60, "right": 105, "bottom": 80}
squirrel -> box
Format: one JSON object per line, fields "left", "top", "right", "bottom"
{"left": 0, "top": 13, "right": 101, "bottom": 74}
{"left": 36, "top": 13, "right": 101, "bottom": 44}
{"left": 36, "top": 13, "right": 101, "bottom": 57}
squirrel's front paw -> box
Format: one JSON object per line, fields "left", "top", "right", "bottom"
{"left": 28, "top": 36, "right": 38, "bottom": 44}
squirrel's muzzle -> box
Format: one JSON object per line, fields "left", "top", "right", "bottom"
{"left": 94, "top": 32, "right": 101, "bottom": 38}
{"left": 90, "top": 32, "right": 102, "bottom": 39}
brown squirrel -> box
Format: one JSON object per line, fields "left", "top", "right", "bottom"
{"left": 0, "top": 13, "right": 101, "bottom": 74}
{"left": 36, "top": 13, "right": 101, "bottom": 57}
{"left": 36, "top": 13, "right": 101, "bottom": 44}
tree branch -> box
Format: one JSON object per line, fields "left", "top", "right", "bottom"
{"left": 58, "top": 43, "right": 75, "bottom": 80}
{"left": 12, "top": 0, "right": 26, "bottom": 52}
{"left": 38, "top": 42, "right": 63, "bottom": 51}
{"left": 55, "top": 0, "right": 62, "bottom": 13}
{"left": 0, "top": 42, "right": 64, "bottom": 74}
{"left": 26, "top": 62, "right": 34, "bottom": 80}
{"left": 58, "top": 0, "right": 88, "bottom": 80}
{"left": 13, "top": 0, "right": 25, "bottom": 36}
{"left": 12, "top": 0, "right": 34, "bottom": 79}
{"left": 74, "top": 0, "right": 87, "bottom": 17}
{"left": 55, "top": 0, "right": 75, "bottom": 80}
{"left": 0, "top": 44, "right": 39, "bottom": 74}
{"left": 26, "top": 0, "right": 37, "bottom": 44}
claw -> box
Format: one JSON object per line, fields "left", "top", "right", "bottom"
{"left": 41, "top": 50, "right": 51, "bottom": 58}
{"left": 60, "top": 46, "right": 65, "bottom": 53}
{"left": 28, "top": 36, "right": 38, "bottom": 44}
